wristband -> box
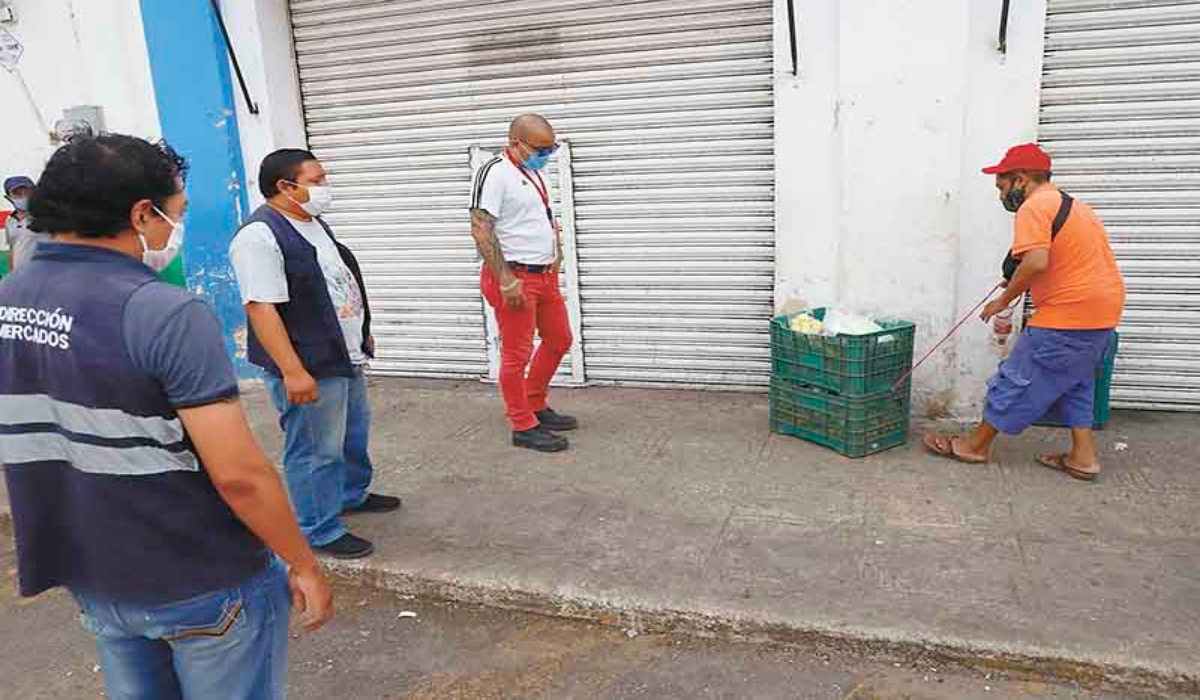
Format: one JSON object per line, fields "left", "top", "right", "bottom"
{"left": 500, "top": 279, "right": 520, "bottom": 292}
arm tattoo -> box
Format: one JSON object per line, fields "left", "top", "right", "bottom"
{"left": 470, "top": 209, "right": 506, "bottom": 276}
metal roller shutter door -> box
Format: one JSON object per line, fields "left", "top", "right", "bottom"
{"left": 288, "top": 0, "right": 774, "bottom": 387}
{"left": 1039, "top": 0, "right": 1200, "bottom": 410}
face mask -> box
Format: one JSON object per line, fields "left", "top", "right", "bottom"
{"left": 10, "top": 196, "right": 28, "bottom": 212}
{"left": 286, "top": 182, "right": 334, "bottom": 217}
{"left": 141, "top": 206, "right": 185, "bottom": 272}
{"left": 1002, "top": 187, "right": 1026, "bottom": 213}
{"left": 522, "top": 153, "right": 551, "bottom": 171}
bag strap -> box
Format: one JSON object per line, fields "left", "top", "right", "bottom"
{"left": 1051, "top": 192, "right": 1073, "bottom": 240}
{"left": 1020, "top": 191, "right": 1073, "bottom": 321}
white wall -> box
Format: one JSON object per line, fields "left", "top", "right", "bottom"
{"left": 774, "top": 0, "right": 1047, "bottom": 418}
{"left": 0, "top": 0, "right": 159, "bottom": 188}
{"left": 218, "top": 0, "right": 308, "bottom": 211}
{"left": 950, "top": 0, "right": 1048, "bottom": 416}
{"left": 0, "top": 0, "right": 307, "bottom": 214}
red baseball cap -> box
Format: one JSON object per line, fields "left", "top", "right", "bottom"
{"left": 982, "top": 143, "right": 1052, "bottom": 175}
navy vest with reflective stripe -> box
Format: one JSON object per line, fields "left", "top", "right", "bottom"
{"left": 242, "top": 205, "right": 372, "bottom": 379}
{"left": 0, "top": 244, "right": 267, "bottom": 603}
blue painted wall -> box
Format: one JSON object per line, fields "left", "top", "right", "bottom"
{"left": 140, "top": 0, "right": 252, "bottom": 376}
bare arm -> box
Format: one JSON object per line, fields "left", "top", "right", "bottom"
{"left": 983, "top": 248, "right": 1050, "bottom": 321}
{"left": 998, "top": 248, "right": 1050, "bottom": 306}
{"left": 245, "top": 301, "right": 318, "bottom": 404}
{"left": 178, "top": 399, "right": 333, "bottom": 631}
{"left": 471, "top": 208, "right": 524, "bottom": 309}
{"left": 471, "top": 208, "right": 508, "bottom": 278}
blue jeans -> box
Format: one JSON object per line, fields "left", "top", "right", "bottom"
{"left": 70, "top": 560, "right": 290, "bottom": 700}
{"left": 265, "top": 368, "right": 374, "bottom": 546}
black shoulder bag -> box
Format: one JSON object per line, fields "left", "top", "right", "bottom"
{"left": 1001, "top": 192, "right": 1073, "bottom": 282}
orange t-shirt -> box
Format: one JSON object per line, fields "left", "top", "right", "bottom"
{"left": 1011, "top": 185, "right": 1125, "bottom": 330}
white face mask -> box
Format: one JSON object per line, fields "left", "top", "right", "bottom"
{"left": 10, "top": 196, "right": 28, "bottom": 212}
{"left": 141, "top": 206, "right": 185, "bottom": 272}
{"left": 285, "top": 182, "right": 334, "bottom": 217}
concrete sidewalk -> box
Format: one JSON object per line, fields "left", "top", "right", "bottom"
{"left": 241, "top": 378, "right": 1198, "bottom": 693}
{"left": 1, "top": 379, "right": 1194, "bottom": 692}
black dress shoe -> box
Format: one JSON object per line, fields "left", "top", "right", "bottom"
{"left": 513, "top": 426, "right": 569, "bottom": 453}
{"left": 316, "top": 532, "right": 375, "bottom": 560}
{"left": 343, "top": 493, "right": 402, "bottom": 514}
{"left": 535, "top": 408, "right": 578, "bottom": 432}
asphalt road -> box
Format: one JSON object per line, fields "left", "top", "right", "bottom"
{"left": 0, "top": 537, "right": 1176, "bottom": 700}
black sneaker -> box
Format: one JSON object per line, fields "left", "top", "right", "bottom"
{"left": 316, "top": 533, "right": 375, "bottom": 560}
{"left": 513, "top": 426, "right": 569, "bottom": 453}
{"left": 343, "top": 493, "right": 402, "bottom": 515}
{"left": 535, "top": 408, "right": 578, "bottom": 432}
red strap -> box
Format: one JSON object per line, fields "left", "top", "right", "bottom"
{"left": 505, "top": 149, "right": 554, "bottom": 227}
{"left": 891, "top": 282, "right": 1003, "bottom": 393}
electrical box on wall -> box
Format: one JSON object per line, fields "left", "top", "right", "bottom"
{"left": 53, "top": 105, "right": 106, "bottom": 142}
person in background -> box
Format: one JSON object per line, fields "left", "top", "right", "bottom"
{"left": 470, "top": 114, "right": 578, "bottom": 453}
{"left": 924, "top": 143, "right": 1125, "bottom": 481}
{"left": 230, "top": 149, "right": 400, "bottom": 561}
{"left": 0, "top": 207, "right": 8, "bottom": 278}
{"left": 4, "top": 175, "right": 42, "bottom": 270}
{"left": 0, "top": 134, "right": 334, "bottom": 699}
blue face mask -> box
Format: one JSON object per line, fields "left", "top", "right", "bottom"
{"left": 523, "top": 153, "right": 551, "bottom": 171}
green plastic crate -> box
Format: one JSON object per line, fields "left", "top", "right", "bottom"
{"left": 1034, "top": 332, "right": 1119, "bottom": 430}
{"left": 771, "top": 309, "right": 916, "bottom": 396}
{"left": 769, "top": 377, "right": 911, "bottom": 458}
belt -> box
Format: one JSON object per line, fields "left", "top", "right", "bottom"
{"left": 508, "top": 262, "right": 554, "bottom": 273}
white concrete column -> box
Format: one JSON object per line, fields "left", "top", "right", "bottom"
{"left": 949, "top": 0, "right": 1048, "bottom": 416}
{"left": 773, "top": 0, "right": 842, "bottom": 310}
{"left": 218, "top": 0, "right": 308, "bottom": 210}
{"left": 771, "top": 0, "right": 1047, "bottom": 416}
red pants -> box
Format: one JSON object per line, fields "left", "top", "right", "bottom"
{"left": 481, "top": 267, "right": 573, "bottom": 431}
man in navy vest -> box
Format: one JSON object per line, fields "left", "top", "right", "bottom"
{"left": 0, "top": 134, "right": 334, "bottom": 698}
{"left": 230, "top": 149, "right": 400, "bottom": 560}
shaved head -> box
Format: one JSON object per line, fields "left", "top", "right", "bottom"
{"left": 509, "top": 114, "right": 555, "bottom": 146}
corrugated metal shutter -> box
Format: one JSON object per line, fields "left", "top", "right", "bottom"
{"left": 1039, "top": 0, "right": 1200, "bottom": 410}
{"left": 566, "top": 4, "right": 775, "bottom": 388}
{"left": 288, "top": 0, "right": 774, "bottom": 387}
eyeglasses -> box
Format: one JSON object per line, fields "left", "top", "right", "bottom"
{"left": 524, "top": 140, "right": 560, "bottom": 158}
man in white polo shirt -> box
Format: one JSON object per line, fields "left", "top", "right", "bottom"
{"left": 470, "top": 114, "right": 577, "bottom": 452}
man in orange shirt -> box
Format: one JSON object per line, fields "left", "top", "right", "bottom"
{"left": 925, "top": 144, "right": 1125, "bottom": 481}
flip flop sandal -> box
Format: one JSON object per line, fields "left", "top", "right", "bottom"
{"left": 922, "top": 433, "right": 988, "bottom": 464}
{"left": 1036, "top": 453, "right": 1099, "bottom": 482}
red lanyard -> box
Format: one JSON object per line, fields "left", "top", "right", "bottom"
{"left": 506, "top": 150, "right": 554, "bottom": 227}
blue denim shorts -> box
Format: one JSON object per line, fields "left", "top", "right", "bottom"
{"left": 983, "top": 328, "right": 1115, "bottom": 435}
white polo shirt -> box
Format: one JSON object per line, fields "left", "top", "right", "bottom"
{"left": 470, "top": 154, "right": 556, "bottom": 265}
